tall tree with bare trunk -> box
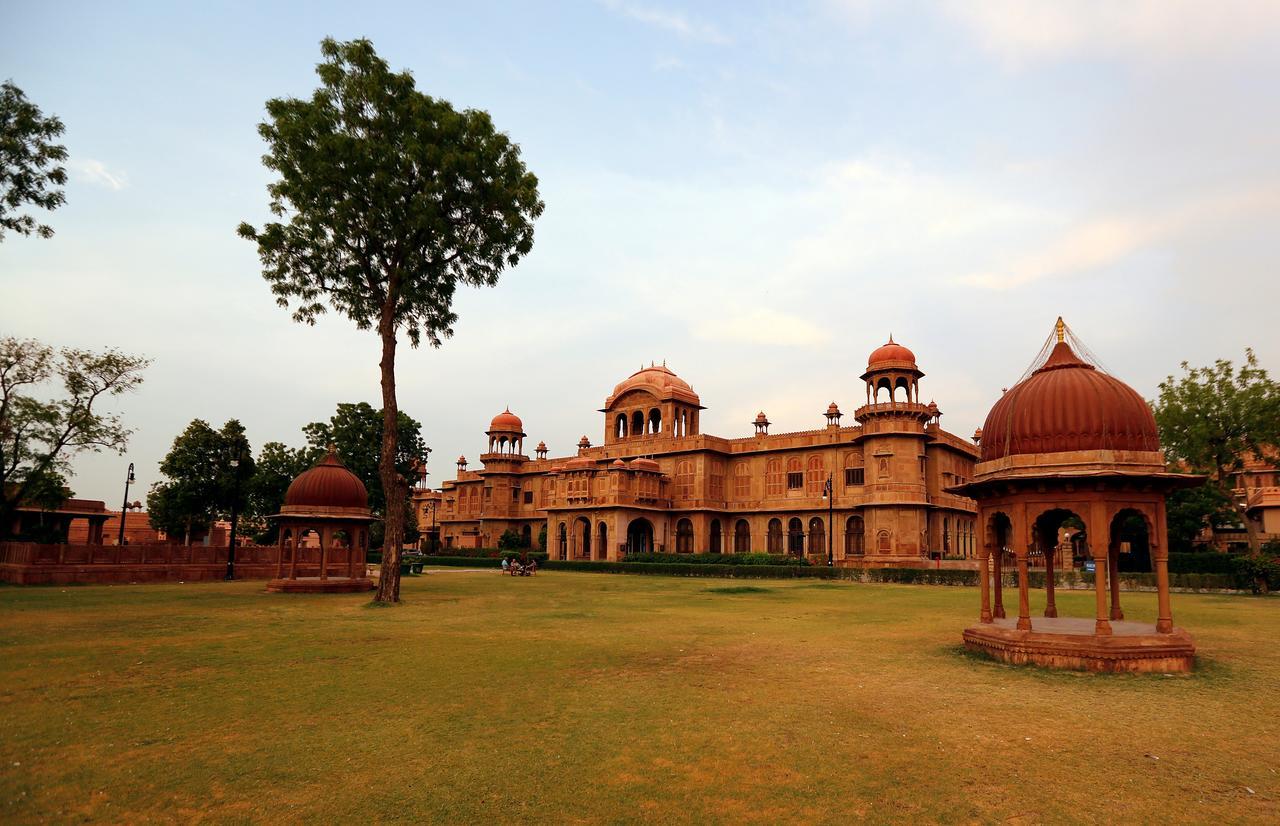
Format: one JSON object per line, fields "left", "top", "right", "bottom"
{"left": 239, "top": 38, "right": 543, "bottom": 601}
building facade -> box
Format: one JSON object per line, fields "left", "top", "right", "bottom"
{"left": 416, "top": 339, "right": 979, "bottom": 566}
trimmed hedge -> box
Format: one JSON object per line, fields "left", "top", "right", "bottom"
{"left": 621, "top": 552, "right": 809, "bottom": 567}
{"left": 1168, "top": 552, "right": 1238, "bottom": 575}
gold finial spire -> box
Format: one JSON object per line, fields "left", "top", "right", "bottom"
{"left": 1055, "top": 317, "right": 1065, "bottom": 343}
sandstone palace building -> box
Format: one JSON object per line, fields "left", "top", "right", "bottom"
{"left": 417, "top": 339, "right": 980, "bottom": 565}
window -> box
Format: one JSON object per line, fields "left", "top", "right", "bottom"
{"left": 734, "top": 463, "right": 751, "bottom": 498}
{"left": 512, "top": 487, "right": 521, "bottom": 502}
{"left": 676, "top": 518, "right": 694, "bottom": 553}
{"left": 734, "top": 519, "right": 751, "bottom": 553}
{"left": 523, "top": 491, "right": 533, "bottom": 505}
{"left": 709, "top": 519, "right": 722, "bottom": 553}
{"left": 787, "top": 472, "right": 804, "bottom": 490}
{"left": 844, "top": 468, "right": 865, "bottom": 486}
{"left": 806, "top": 455, "right": 824, "bottom": 495}
{"left": 919, "top": 456, "right": 927, "bottom": 479}
{"left": 675, "top": 460, "right": 694, "bottom": 499}
{"left": 766, "top": 460, "right": 783, "bottom": 496}
{"left": 787, "top": 518, "right": 804, "bottom": 555}
{"left": 767, "top": 518, "right": 783, "bottom": 553}
{"left": 710, "top": 467, "right": 724, "bottom": 499}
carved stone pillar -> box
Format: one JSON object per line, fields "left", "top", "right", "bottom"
{"left": 1016, "top": 552, "right": 1032, "bottom": 631}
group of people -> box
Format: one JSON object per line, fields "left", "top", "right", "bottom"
{"left": 501, "top": 556, "right": 537, "bottom": 577}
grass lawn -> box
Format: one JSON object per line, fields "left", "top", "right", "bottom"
{"left": 1, "top": 571, "right": 1277, "bottom": 824}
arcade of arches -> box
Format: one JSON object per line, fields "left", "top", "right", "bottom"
{"left": 419, "top": 342, "right": 984, "bottom": 567}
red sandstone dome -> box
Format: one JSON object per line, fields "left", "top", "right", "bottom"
{"left": 867, "top": 337, "right": 917, "bottom": 370}
{"left": 283, "top": 449, "right": 369, "bottom": 511}
{"left": 630, "top": 458, "right": 661, "bottom": 472}
{"left": 979, "top": 339, "right": 1159, "bottom": 462}
{"left": 488, "top": 407, "right": 524, "bottom": 432}
{"left": 607, "top": 363, "right": 700, "bottom": 406}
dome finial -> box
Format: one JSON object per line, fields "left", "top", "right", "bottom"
{"left": 888, "top": 332, "right": 894, "bottom": 343}
{"left": 1055, "top": 317, "right": 1065, "bottom": 343}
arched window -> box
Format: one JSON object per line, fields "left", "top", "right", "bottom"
{"left": 734, "top": 463, "right": 751, "bottom": 498}
{"left": 558, "top": 523, "right": 567, "bottom": 559}
{"left": 632, "top": 410, "right": 644, "bottom": 437}
{"left": 876, "top": 378, "right": 892, "bottom": 402}
{"left": 615, "top": 413, "right": 627, "bottom": 439}
{"left": 709, "top": 519, "right": 722, "bottom": 554}
{"left": 942, "top": 517, "right": 951, "bottom": 552}
{"left": 767, "top": 518, "right": 783, "bottom": 553}
{"left": 787, "top": 517, "right": 804, "bottom": 555}
{"left": 808, "top": 517, "right": 825, "bottom": 558}
{"left": 806, "top": 455, "right": 824, "bottom": 495}
{"left": 766, "top": 459, "right": 783, "bottom": 496}
{"left": 675, "top": 460, "right": 694, "bottom": 499}
{"left": 845, "top": 515, "right": 864, "bottom": 556}
{"left": 843, "top": 451, "right": 864, "bottom": 487}
{"left": 676, "top": 518, "right": 694, "bottom": 553}
{"left": 598, "top": 522, "right": 608, "bottom": 560}
{"left": 522, "top": 524, "right": 532, "bottom": 548}
{"left": 648, "top": 408, "right": 661, "bottom": 435}
{"left": 877, "top": 530, "right": 891, "bottom": 553}
{"left": 734, "top": 519, "right": 751, "bottom": 553}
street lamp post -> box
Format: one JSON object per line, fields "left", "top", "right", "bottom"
{"left": 225, "top": 455, "right": 242, "bottom": 581}
{"left": 822, "top": 474, "right": 834, "bottom": 567}
{"left": 118, "top": 463, "right": 136, "bottom": 546}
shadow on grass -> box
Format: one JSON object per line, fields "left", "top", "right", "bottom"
{"left": 703, "top": 586, "right": 773, "bottom": 595}
{"left": 943, "top": 643, "right": 1231, "bottom": 682}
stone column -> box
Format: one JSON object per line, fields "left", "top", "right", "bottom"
{"left": 318, "top": 528, "right": 329, "bottom": 580}
{"left": 288, "top": 530, "right": 299, "bottom": 580}
{"left": 1153, "top": 546, "right": 1173, "bottom": 633}
{"left": 979, "top": 546, "right": 992, "bottom": 623}
{"left": 992, "top": 550, "right": 1006, "bottom": 619}
{"left": 275, "top": 530, "right": 285, "bottom": 579}
{"left": 1108, "top": 542, "right": 1124, "bottom": 621}
{"left": 1043, "top": 545, "right": 1058, "bottom": 618}
{"left": 1016, "top": 552, "right": 1032, "bottom": 631}
{"left": 347, "top": 527, "right": 357, "bottom": 579}
{"left": 1093, "top": 548, "right": 1112, "bottom": 636}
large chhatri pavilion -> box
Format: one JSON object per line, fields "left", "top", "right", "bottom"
{"left": 953, "top": 319, "right": 1201, "bottom": 672}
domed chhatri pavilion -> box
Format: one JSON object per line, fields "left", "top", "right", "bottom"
{"left": 267, "top": 447, "right": 376, "bottom": 594}
{"left": 951, "top": 319, "right": 1201, "bottom": 672}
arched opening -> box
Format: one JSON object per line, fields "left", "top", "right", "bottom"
{"left": 575, "top": 517, "right": 592, "bottom": 560}
{"left": 1111, "top": 508, "right": 1151, "bottom": 573}
{"left": 942, "top": 517, "right": 951, "bottom": 554}
{"left": 521, "top": 524, "right": 532, "bottom": 548}
{"left": 844, "top": 515, "right": 864, "bottom": 556}
{"left": 626, "top": 518, "right": 654, "bottom": 554}
{"left": 709, "top": 519, "right": 722, "bottom": 554}
{"left": 734, "top": 519, "right": 750, "bottom": 553}
{"left": 1032, "top": 508, "right": 1086, "bottom": 569}
{"left": 558, "top": 522, "right": 567, "bottom": 560}
{"left": 648, "top": 408, "right": 661, "bottom": 435}
{"left": 787, "top": 517, "right": 804, "bottom": 556}
{"left": 876, "top": 530, "right": 891, "bottom": 553}
{"left": 615, "top": 413, "right": 627, "bottom": 440}
{"left": 597, "top": 521, "right": 609, "bottom": 561}
{"left": 876, "top": 377, "right": 892, "bottom": 403}
{"left": 676, "top": 518, "right": 694, "bottom": 553}
{"left": 632, "top": 410, "right": 645, "bottom": 437}
{"left": 767, "top": 518, "right": 783, "bottom": 553}
{"left": 895, "top": 376, "right": 912, "bottom": 403}
{"left": 808, "top": 517, "right": 825, "bottom": 559}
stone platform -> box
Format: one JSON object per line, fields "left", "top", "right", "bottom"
{"left": 266, "top": 577, "right": 375, "bottom": 594}
{"left": 963, "top": 616, "right": 1195, "bottom": 673}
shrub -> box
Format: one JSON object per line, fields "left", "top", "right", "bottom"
{"left": 620, "top": 552, "right": 809, "bottom": 567}
{"left": 1232, "top": 554, "right": 1280, "bottom": 594}
{"left": 1167, "top": 552, "right": 1238, "bottom": 575}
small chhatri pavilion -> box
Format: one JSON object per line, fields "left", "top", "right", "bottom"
{"left": 951, "top": 319, "right": 1201, "bottom": 672}
{"left": 267, "top": 447, "right": 376, "bottom": 594}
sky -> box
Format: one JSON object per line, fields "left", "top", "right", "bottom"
{"left": 3, "top": 0, "right": 1279, "bottom": 505}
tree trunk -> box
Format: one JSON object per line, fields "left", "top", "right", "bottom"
{"left": 374, "top": 303, "right": 405, "bottom": 603}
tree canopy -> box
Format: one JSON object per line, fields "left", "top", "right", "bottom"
{"left": 147, "top": 419, "right": 254, "bottom": 545}
{"left": 1, "top": 336, "right": 149, "bottom": 537}
{"left": 0, "top": 80, "right": 68, "bottom": 240}
{"left": 239, "top": 38, "right": 543, "bottom": 601}
{"left": 1153, "top": 348, "right": 1280, "bottom": 552}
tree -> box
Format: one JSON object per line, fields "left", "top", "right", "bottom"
{"left": 301, "top": 401, "right": 425, "bottom": 547}
{"left": 239, "top": 38, "right": 543, "bottom": 602}
{"left": 147, "top": 419, "right": 254, "bottom": 545}
{"left": 1, "top": 80, "right": 68, "bottom": 240}
{"left": 1153, "top": 349, "right": 1280, "bottom": 554}
{"left": 243, "top": 441, "right": 315, "bottom": 543}
{"left": 1, "top": 337, "right": 149, "bottom": 537}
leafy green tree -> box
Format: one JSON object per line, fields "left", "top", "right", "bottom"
{"left": 1153, "top": 349, "right": 1280, "bottom": 554}
{"left": 1164, "top": 484, "right": 1235, "bottom": 553}
{"left": 239, "top": 38, "right": 543, "bottom": 602}
{"left": 1, "top": 336, "right": 149, "bottom": 537}
{"left": 1, "top": 80, "right": 68, "bottom": 240}
{"left": 242, "top": 441, "right": 315, "bottom": 542}
{"left": 497, "top": 528, "right": 524, "bottom": 551}
{"left": 147, "top": 419, "right": 254, "bottom": 545}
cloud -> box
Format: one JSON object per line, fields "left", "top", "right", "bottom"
{"left": 940, "top": 0, "right": 1280, "bottom": 64}
{"left": 598, "top": 0, "right": 731, "bottom": 44}
{"left": 694, "top": 306, "right": 832, "bottom": 348}
{"left": 70, "top": 159, "right": 128, "bottom": 190}
{"left": 958, "top": 183, "right": 1280, "bottom": 289}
